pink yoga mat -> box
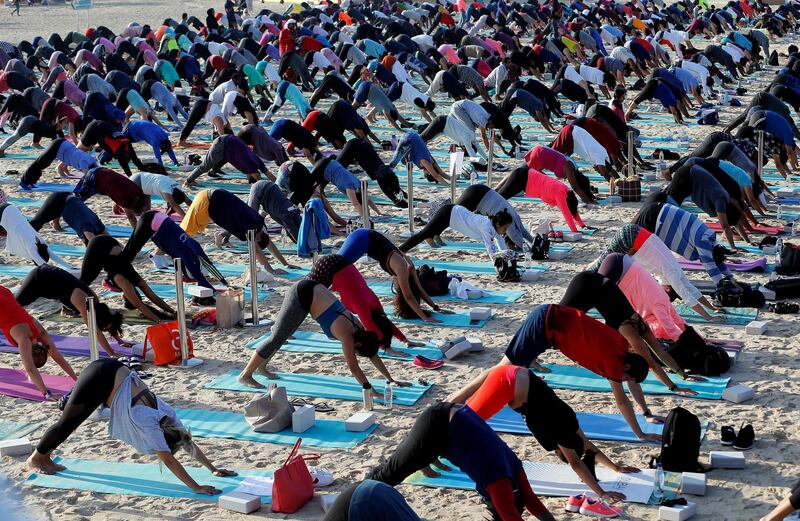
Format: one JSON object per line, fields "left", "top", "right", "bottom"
{"left": 705, "top": 221, "right": 784, "bottom": 235}
{"left": 0, "top": 368, "right": 75, "bottom": 401}
{"left": 0, "top": 335, "right": 133, "bottom": 358}
{"left": 677, "top": 257, "right": 767, "bottom": 272}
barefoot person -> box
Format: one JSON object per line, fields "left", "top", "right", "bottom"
{"left": 238, "top": 279, "right": 410, "bottom": 392}
{"left": 0, "top": 284, "right": 77, "bottom": 400}
{"left": 27, "top": 359, "right": 236, "bottom": 495}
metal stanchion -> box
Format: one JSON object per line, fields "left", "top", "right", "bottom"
{"left": 486, "top": 128, "right": 495, "bottom": 187}
{"left": 360, "top": 179, "right": 370, "bottom": 227}
{"left": 449, "top": 150, "right": 463, "bottom": 202}
{"left": 86, "top": 297, "right": 99, "bottom": 362}
{"left": 757, "top": 130, "right": 764, "bottom": 180}
{"left": 400, "top": 163, "right": 414, "bottom": 238}
{"left": 173, "top": 258, "right": 202, "bottom": 367}
{"left": 627, "top": 130, "right": 635, "bottom": 177}
{"left": 245, "top": 229, "right": 262, "bottom": 327}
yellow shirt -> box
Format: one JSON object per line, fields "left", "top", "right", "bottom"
{"left": 180, "top": 189, "right": 211, "bottom": 237}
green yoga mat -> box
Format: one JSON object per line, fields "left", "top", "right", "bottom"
{"left": 411, "top": 259, "right": 548, "bottom": 275}
{"left": 385, "top": 306, "right": 493, "bottom": 328}
{"left": 26, "top": 457, "right": 274, "bottom": 502}
{"left": 534, "top": 363, "right": 730, "bottom": 400}
{"left": 0, "top": 420, "right": 41, "bottom": 441}
{"left": 369, "top": 280, "right": 524, "bottom": 305}
{"left": 245, "top": 330, "right": 444, "bottom": 361}
{"left": 205, "top": 371, "right": 432, "bottom": 406}
{"left": 176, "top": 408, "right": 376, "bottom": 449}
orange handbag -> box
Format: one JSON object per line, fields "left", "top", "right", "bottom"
{"left": 271, "top": 439, "right": 319, "bottom": 513}
{"left": 142, "top": 321, "right": 194, "bottom": 366}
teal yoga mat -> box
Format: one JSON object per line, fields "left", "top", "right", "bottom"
{"left": 152, "top": 264, "right": 310, "bottom": 280}
{"left": 385, "top": 305, "right": 493, "bottom": 328}
{"left": 64, "top": 224, "right": 132, "bottom": 238}
{"left": 245, "top": 330, "right": 444, "bottom": 361}
{"left": 18, "top": 183, "right": 76, "bottom": 193}
{"left": 0, "top": 420, "right": 41, "bottom": 441}
{"left": 411, "top": 258, "right": 548, "bottom": 275}
{"left": 196, "top": 180, "right": 251, "bottom": 194}
{"left": 587, "top": 305, "right": 757, "bottom": 326}
{"left": 144, "top": 283, "right": 271, "bottom": 302}
{"left": 205, "top": 371, "right": 432, "bottom": 406}
{"left": 176, "top": 408, "right": 376, "bottom": 449}
{"left": 0, "top": 264, "right": 34, "bottom": 279}
{"left": 370, "top": 280, "right": 524, "bottom": 304}
{"left": 534, "top": 363, "right": 730, "bottom": 400}
{"left": 487, "top": 407, "right": 708, "bottom": 442}
{"left": 48, "top": 243, "right": 86, "bottom": 257}
{"left": 26, "top": 457, "right": 274, "bottom": 502}
{"left": 420, "top": 240, "right": 575, "bottom": 255}
{"left": 7, "top": 197, "right": 42, "bottom": 208}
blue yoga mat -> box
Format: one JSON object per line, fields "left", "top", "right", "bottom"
{"left": 369, "top": 280, "right": 524, "bottom": 304}
{"left": 64, "top": 224, "right": 132, "bottom": 238}
{"left": 26, "top": 457, "right": 274, "bottom": 502}
{"left": 152, "top": 264, "right": 310, "bottom": 280}
{"left": 7, "top": 197, "right": 42, "bottom": 208}
{"left": 411, "top": 258, "right": 548, "bottom": 275}
{"left": 486, "top": 407, "right": 708, "bottom": 442}
{"left": 534, "top": 363, "right": 730, "bottom": 400}
{"left": 48, "top": 243, "right": 86, "bottom": 257}
{"left": 205, "top": 371, "right": 432, "bottom": 406}
{"left": 143, "top": 283, "right": 270, "bottom": 302}
{"left": 0, "top": 264, "right": 34, "bottom": 279}
{"left": 18, "top": 183, "right": 76, "bottom": 193}
{"left": 245, "top": 330, "right": 444, "bottom": 361}
{"left": 420, "top": 241, "right": 575, "bottom": 255}
{"left": 385, "top": 305, "right": 493, "bottom": 328}
{"left": 0, "top": 420, "right": 41, "bottom": 441}
{"left": 176, "top": 408, "right": 376, "bottom": 449}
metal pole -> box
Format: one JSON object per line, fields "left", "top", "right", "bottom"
{"left": 173, "top": 257, "right": 202, "bottom": 367}
{"left": 406, "top": 162, "right": 414, "bottom": 235}
{"left": 247, "top": 229, "right": 259, "bottom": 326}
{"left": 360, "top": 179, "right": 370, "bottom": 228}
{"left": 627, "top": 130, "right": 635, "bottom": 178}
{"left": 486, "top": 128, "right": 495, "bottom": 187}
{"left": 757, "top": 130, "right": 764, "bottom": 180}
{"left": 85, "top": 297, "right": 99, "bottom": 362}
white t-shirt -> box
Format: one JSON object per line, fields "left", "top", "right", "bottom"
{"left": 448, "top": 205, "right": 500, "bottom": 259}
{"left": 399, "top": 81, "right": 429, "bottom": 106}
{"left": 564, "top": 65, "right": 584, "bottom": 84}
{"left": 131, "top": 172, "right": 179, "bottom": 196}
{"left": 411, "top": 34, "right": 435, "bottom": 51}
{"left": 210, "top": 80, "right": 236, "bottom": 105}
{"left": 572, "top": 125, "right": 609, "bottom": 166}
{"left": 579, "top": 64, "right": 605, "bottom": 85}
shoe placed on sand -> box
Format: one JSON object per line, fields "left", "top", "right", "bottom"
{"left": 579, "top": 497, "right": 621, "bottom": 518}
{"left": 565, "top": 494, "right": 586, "bottom": 513}
{"left": 734, "top": 424, "right": 754, "bottom": 450}
{"left": 721, "top": 425, "right": 736, "bottom": 446}
{"left": 414, "top": 355, "right": 444, "bottom": 370}
{"left": 309, "top": 468, "right": 334, "bottom": 487}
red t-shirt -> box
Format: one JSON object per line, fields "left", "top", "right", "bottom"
{"left": 466, "top": 365, "right": 519, "bottom": 419}
{"left": 0, "top": 285, "right": 38, "bottom": 346}
{"left": 302, "top": 110, "right": 321, "bottom": 132}
{"left": 94, "top": 168, "right": 144, "bottom": 208}
{"left": 546, "top": 305, "right": 627, "bottom": 381}
{"left": 580, "top": 117, "right": 620, "bottom": 157}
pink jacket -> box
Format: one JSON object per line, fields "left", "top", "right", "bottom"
{"left": 525, "top": 168, "right": 584, "bottom": 232}
{"left": 525, "top": 145, "right": 569, "bottom": 178}
{"left": 619, "top": 260, "right": 686, "bottom": 341}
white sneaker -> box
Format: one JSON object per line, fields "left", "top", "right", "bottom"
{"left": 310, "top": 468, "right": 334, "bottom": 488}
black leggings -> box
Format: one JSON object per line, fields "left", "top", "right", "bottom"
{"left": 122, "top": 210, "right": 157, "bottom": 263}
{"left": 456, "top": 183, "right": 490, "bottom": 210}
{"left": 80, "top": 235, "right": 120, "bottom": 285}
{"left": 179, "top": 99, "right": 211, "bottom": 142}
{"left": 398, "top": 203, "right": 454, "bottom": 252}
{"left": 633, "top": 79, "right": 660, "bottom": 105}
{"left": 366, "top": 402, "right": 452, "bottom": 486}
{"left": 309, "top": 73, "right": 354, "bottom": 107}
{"left": 23, "top": 137, "right": 65, "bottom": 185}
{"left": 495, "top": 166, "right": 528, "bottom": 199}
{"left": 0, "top": 93, "right": 36, "bottom": 122}
{"left": 790, "top": 479, "right": 800, "bottom": 509}
{"left": 420, "top": 115, "right": 447, "bottom": 142}
{"left": 37, "top": 359, "right": 124, "bottom": 453}
{"left": 29, "top": 192, "right": 69, "bottom": 231}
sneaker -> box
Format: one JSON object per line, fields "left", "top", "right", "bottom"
{"left": 721, "top": 425, "right": 736, "bottom": 446}
{"left": 102, "top": 278, "right": 122, "bottom": 293}
{"left": 565, "top": 494, "right": 586, "bottom": 513}
{"left": 579, "top": 497, "right": 621, "bottom": 518}
{"left": 413, "top": 355, "right": 444, "bottom": 370}
{"left": 309, "top": 468, "right": 334, "bottom": 487}
{"left": 734, "top": 424, "right": 754, "bottom": 450}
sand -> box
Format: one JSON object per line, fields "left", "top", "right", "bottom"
{"left": 0, "top": 3, "right": 799, "bottom": 520}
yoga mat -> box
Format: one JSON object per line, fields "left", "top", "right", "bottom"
{"left": 205, "top": 371, "right": 432, "bottom": 406}
{"left": 533, "top": 363, "right": 730, "bottom": 400}
{"left": 420, "top": 240, "right": 575, "bottom": 255}
{"left": 152, "top": 263, "right": 309, "bottom": 280}
{"left": 0, "top": 334, "right": 133, "bottom": 358}
{"left": 385, "top": 306, "right": 493, "bottom": 328}
{"left": 673, "top": 303, "right": 758, "bottom": 326}
{"left": 176, "top": 408, "right": 376, "bottom": 449}
{"left": 245, "top": 330, "right": 444, "bottom": 361}
{"left": 706, "top": 221, "right": 784, "bottom": 235}
{"left": 677, "top": 257, "right": 768, "bottom": 272}
{"left": 411, "top": 258, "right": 548, "bottom": 275}
{"left": 63, "top": 224, "right": 132, "bottom": 238}
{"left": 48, "top": 243, "right": 86, "bottom": 257}
{"left": 0, "top": 368, "right": 74, "bottom": 401}
{"left": 196, "top": 180, "right": 251, "bottom": 194}
{"left": 406, "top": 461, "right": 657, "bottom": 504}
{"left": 369, "top": 280, "right": 524, "bottom": 304}
{"left": 18, "top": 183, "right": 76, "bottom": 193}
{"left": 487, "top": 407, "right": 708, "bottom": 442}
{"left": 0, "top": 420, "right": 42, "bottom": 441}
{"left": 7, "top": 197, "right": 43, "bottom": 208}
{"left": 0, "top": 264, "right": 34, "bottom": 279}
{"left": 42, "top": 308, "right": 155, "bottom": 325}
{"left": 142, "top": 283, "right": 271, "bottom": 302}
{"left": 27, "top": 457, "right": 274, "bottom": 502}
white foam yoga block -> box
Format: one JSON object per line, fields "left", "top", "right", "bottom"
{"left": 606, "top": 195, "right": 623, "bottom": 204}
{"left": 521, "top": 270, "right": 542, "bottom": 281}
{"left": 219, "top": 492, "right": 261, "bottom": 513}
{"left": 187, "top": 285, "right": 214, "bottom": 298}
{"left": 777, "top": 187, "right": 794, "bottom": 197}
{"left": 722, "top": 384, "right": 755, "bottom": 404}
{"left": 469, "top": 307, "right": 492, "bottom": 320}
{"left": 319, "top": 493, "right": 340, "bottom": 513}
{"left": 681, "top": 472, "right": 707, "bottom": 496}
{"left": 745, "top": 320, "right": 769, "bottom": 335}
{"left": 345, "top": 412, "right": 376, "bottom": 432}
{"left": 562, "top": 232, "right": 583, "bottom": 242}
{"left": 659, "top": 501, "right": 697, "bottom": 521}
{"left": 436, "top": 336, "right": 465, "bottom": 351}
{"left": 0, "top": 437, "right": 32, "bottom": 456}
{"left": 726, "top": 350, "right": 738, "bottom": 364}
{"left": 709, "top": 451, "right": 746, "bottom": 469}
{"left": 466, "top": 337, "right": 483, "bottom": 352}
{"left": 292, "top": 405, "right": 315, "bottom": 433}
{"left": 444, "top": 340, "right": 472, "bottom": 360}
{"left": 548, "top": 249, "right": 568, "bottom": 261}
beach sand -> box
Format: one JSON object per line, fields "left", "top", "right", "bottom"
{"left": 0, "top": 3, "right": 799, "bottom": 520}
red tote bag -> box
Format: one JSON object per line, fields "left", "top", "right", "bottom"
{"left": 271, "top": 438, "right": 319, "bottom": 513}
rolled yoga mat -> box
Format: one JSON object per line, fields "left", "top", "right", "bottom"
{"left": 26, "top": 457, "right": 275, "bottom": 502}
{"left": 245, "top": 330, "right": 445, "bottom": 361}
{"left": 205, "top": 371, "right": 432, "bottom": 406}
{"left": 176, "top": 408, "right": 377, "bottom": 449}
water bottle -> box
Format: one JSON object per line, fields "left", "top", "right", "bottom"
{"left": 794, "top": 221, "right": 799, "bottom": 237}
{"left": 653, "top": 462, "right": 664, "bottom": 503}
{"left": 346, "top": 219, "right": 353, "bottom": 235}
{"left": 524, "top": 243, "right": 532, "bottom": 269}
{"left": 362, "top": 387, "right": 374, "bottom": 411}
{"left": 390, "top": 134, "right": 398, "bottom": 151}
{"left": 384, "top": 382, "right": 394, "bottom": 410}
{"left": 469, "top": 166, "right": 477, "bottom": 185}
{"left": 776, "top": 237, "right": 784, "bottom": 266}
{"left": 777, "top": 205, "right": 783, "bottom": 220}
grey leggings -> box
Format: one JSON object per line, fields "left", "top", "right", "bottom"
{"left": 255, "top": 281, "right": 310, "bottom": 361}
{"left": 0, "top": 115, "right": 37, "bottom": 151}
{"left": 186, "top": 135, "right": 228, "bottom": 184}
{"left": 711, "top": 141, "right": 756, "bottom": 175}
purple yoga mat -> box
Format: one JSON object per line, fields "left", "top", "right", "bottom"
{"left": 0, "top": 368, "right": 74, "bottom": 401}
{"left": 0, "top": 335, "right": 133, "bottom": 358}
{"left": 677, "top": 257, "right": 767, "bottom": 272}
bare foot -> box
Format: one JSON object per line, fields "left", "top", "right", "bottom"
{"left": 27, "top": 452, "right": 66, "bottom": 475}
{"left": 255, "top": 365, "right": 279, "bottom": 379}
{"left": 237, "top": 373, "right": 265, "bottom": 389}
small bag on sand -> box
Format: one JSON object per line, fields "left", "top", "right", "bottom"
{"left": 216, "top": 287, "right": 244, "bottom": 328}
{"left": 143, "top": 321, "right": 194, "bottom": 366}
{"left": 612, "top": 177, "right": 642, "bottom": 202}
{"left": 244, "top": 386, "right": 295, "bottom": 433}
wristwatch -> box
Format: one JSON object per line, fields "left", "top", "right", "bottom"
{"left": 362, "top": 382, "right": 372, "bottom": 390}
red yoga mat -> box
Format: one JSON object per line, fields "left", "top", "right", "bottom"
{"left": 0, "top": 368, "right": 75, "bottom": 401}
{"left": 705, "top": 221, "right": 785, "bottom": 235}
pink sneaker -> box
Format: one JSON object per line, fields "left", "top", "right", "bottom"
{"left": 579, "top": 497, "right": 622, "bottom": 518}
{"left": 565, "top": 494, "right": 585, "bottom": 513}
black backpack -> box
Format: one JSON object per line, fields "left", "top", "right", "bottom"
{"left": 530, "top": 233, "right": 550, "bottom": 260}
{"left": 712, "top": 279, "right": 766, "bottom": 309}
{"left": 777, "top": 243, "right": 800, "bottom": 276}
{"left": 416, "top": 264, "right": 451, "bottom": 296}
{"left": 665, "top": 326, "right": 731, "bottom": 376}
{"left": 494, "top": 256, "right": 521, "bottom": 283}
{"left": 654, "top": 407, "right": 704, "bottom": 473}
{"left": 765, "top": 277, "right": 800, "bottom": 300}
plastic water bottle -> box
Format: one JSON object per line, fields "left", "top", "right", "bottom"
{"left": 469, "top": 166, "right": 477, "bottom": 185}
{"left": 524, "top": 244, "right": 532, "bottom": 269}
{"left": 653, "top": 462, "right": 665, "bottom": 503}
{"left": 776, "top": 238, "right": 784, "bottom": 266}
{"left": 384, "top": 382, "right": 394, "bottom": 410}
{"left": 346, "top": 219, "right": 353, "bottom": 235}
{"left": 793, "top": 221, "right": 799, "bottom": 237}
{"left": 390, "top": 134, "right": 398, "bottom": 151}
{"left": 777, "top": 205, "right": 783, "bottom": 220}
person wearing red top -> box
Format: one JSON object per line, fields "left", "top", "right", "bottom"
{"left": 74, "top": 167, "right": 147, "bottom": 226}
{"left": 523, "top": 145, "right": 597, "bottom": 203}
{"left": 278, "top": 19, "right": 298, "bottom": 56}
{"left": 0, "top": 285, "right": 76, "bottom": 400}
{"left": 574, "top": 116, "right": 623, "bottom": 167}
{"left": 450, "top": 365, "right": 641, "bottom": 504}
{"left": 40, "top": 98, "right": 83, "bottom": 142}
